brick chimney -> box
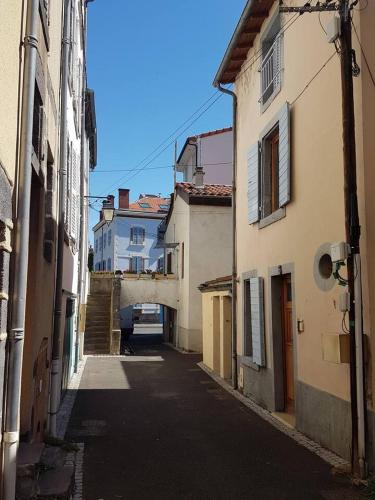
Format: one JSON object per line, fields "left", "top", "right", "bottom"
{"left": 118, "top": 189, "right": 129, "bottom": 209}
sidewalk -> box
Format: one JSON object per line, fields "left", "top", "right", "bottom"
{"left": 65, "top": 344, "right": 365, "bottom": 500}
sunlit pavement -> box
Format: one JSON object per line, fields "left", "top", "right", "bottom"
{"left": 66, "top": 343, "right": 363, "bottom": 500}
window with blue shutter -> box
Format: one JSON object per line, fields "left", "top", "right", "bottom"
{"left": 250, "top": 277, "right": 266, "bottom": 366}
{"left": 247, "top": 142, "right": 260, "bottom": 224}
{"left": 278, "top": 102, "right": 290, "bottom": 207}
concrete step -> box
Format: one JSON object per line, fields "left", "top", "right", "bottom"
{"left": 84, "top": 338, "right": 109, "bottom": 346}
{"left": 85, "top": 326, "right": 109, "bottom": 335}
{"left": 86, "top": 316, "right": 110, "bottom": 323}
{"left": 85, "top": 318, "right": 109, "bottom": 324}
{"left": 37, "top": 465, "right": 74, "bottom": 499}
{"left": 84, "top": 334, "right": 108, "bottom": 342}
{"left": 85, "top": 322, "right": 109, "bottom": 330}
{"left": 17, "top": 442, "right": 45, "bottom": 499}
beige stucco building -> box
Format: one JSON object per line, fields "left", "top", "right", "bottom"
{"left": 214, "top": 0, "right": 375, "bottom": 468}
{"left": 199, "top": 277, "right": 232, "bottom": 380}
{"left": 0, "top": 0, "right": 96, "bottom": 494}
{"left": 163, "top": 182, "right": 232, "bottom": 352}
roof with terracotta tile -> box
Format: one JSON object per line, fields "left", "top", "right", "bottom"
{"left": 176, "top": 183, "right": 232, "bottom": 197}
{"left": 129, "top": 196, "right": 170, "bottom": 213}
{"left": 193, "top": 127, "right": 232, "bottom": 140}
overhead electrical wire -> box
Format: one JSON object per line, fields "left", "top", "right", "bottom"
{"left": 90, "top": 11, "right": 303, "bottom": 208}
{"left": 91, "top": 161, "right": 233, "bottom": 174}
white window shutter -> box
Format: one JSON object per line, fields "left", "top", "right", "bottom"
{"left": 70, "top": 147, "right": 80, "bottom": 241}
{"left": 250, "top": 277, "right": 266, "bottom": 366}
{"left": 278, "top": 102, "right": 290, "bottom": 207}
{"left": 247, "top": 142, "right": 260, "bottom": 224}
{"left": 65, "top": 141, "right": 71, "bottom": 227}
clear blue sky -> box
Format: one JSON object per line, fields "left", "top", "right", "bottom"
{"left": 87, "top": 0, "right": 245, "bottom": 233}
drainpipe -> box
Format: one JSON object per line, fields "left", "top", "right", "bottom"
{"left": 49, "top": 0, "right": 71, "bottom": 437}
{"left": 2, "top": 0, "right": 39, "bottom": 498}
{"left": 188, "top": 139, "right": 198, "bottom": 178}
{"left": 75, "top": 3, "right": 89, "bottom": 373}
{"left": 214, "top": 83, "right": 237, "bottom": 389}
{"left": 354, "top": 253, "right": 366, "bottom": 477}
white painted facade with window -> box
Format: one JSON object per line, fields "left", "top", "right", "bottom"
{"left": 93, "top": 201, "right": 167, "bottom": 319}
{"left": 93, "top": 213, "right": 165, "bottom": 273}
{"left": 176, "top": 128, "right": 233, "bottom": 185}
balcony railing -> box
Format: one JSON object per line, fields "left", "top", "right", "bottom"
{"left": 260, "top": 34, "right": 282, "bottom": 105}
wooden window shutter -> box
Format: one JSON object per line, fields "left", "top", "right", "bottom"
{"left": 141, "top": 227, "right": 145, "bottom": 243}
{"left": 278, "top": 102, "right": 290, "bottom": 207}
{"left": 250, "top": 277, "right": 266, "bottom": 366}
{"left": 247, "top": 142, "right": 260, "bottom": 224}
{"left": 130, "top": 227, "right": 134, "bottom": 243}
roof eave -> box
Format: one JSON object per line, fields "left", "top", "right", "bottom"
{"left": 213, "top": 0, "right": 257, "bottom": 86}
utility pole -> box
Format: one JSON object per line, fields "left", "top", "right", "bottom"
{"left": 174, "top": 140, "right": 177, "bottom": 188}
{"left": 280, "top": 0, "right": 365, "bottom": 477}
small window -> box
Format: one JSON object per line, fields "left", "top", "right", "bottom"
{"left": 159, "top": 204, "right": 169, "bottom": 210}
{"left": 181, "top": 242, "right": 185, "bottom": 279}
{"left": 260, "top": 14, "right": 282, "bottom": 107}
{"left": 130, "top": 226, "right": 145, "bottom": 245}
{"left": 95, "top": 239, "right": 98, "bottom": 253}
{"left": 103, "top": 232, "right": 107, "bottom": 248}
{"left": 108, "top": 229, "right": 112, "bottom": 246}
{"left": 167, "top": 252, "right": 172, "bottom": 274}
{"left": 99, "top": 235, "right": 103, "bottom": 251}
{"left": 102, "top": 260, "right": 106, "bottom": 271}
{"left": 107, "top": 258, "right": 111, "bottom": 271}
{"left": 139, "top": 202, "right": 150, "bottom": 208}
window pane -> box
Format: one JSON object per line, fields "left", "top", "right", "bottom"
{"left": 244, "top": 280, "right": 252, "bottom": 356}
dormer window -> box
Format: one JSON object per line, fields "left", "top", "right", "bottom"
{"left": 139, "top": 202, "right": 150, "bottom": 208}
{"left": 260, "top": 13, "right": 282, "bottom": 109}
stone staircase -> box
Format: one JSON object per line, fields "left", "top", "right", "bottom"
{"left": 84, "top": 292, "right": 111, "bottom": 354}
{"left": 16, "top": 442, "right": 75, "bottom": 499}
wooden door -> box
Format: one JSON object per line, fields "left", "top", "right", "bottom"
{"left": 282, "top": 275, "right": 294, "bottom": 411}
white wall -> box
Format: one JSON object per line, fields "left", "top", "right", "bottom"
{"left": 200, "top": 131, "right": 233, "bottom": 185}
{"left": 165, "top": 194, "right": 232, "bottom": 351}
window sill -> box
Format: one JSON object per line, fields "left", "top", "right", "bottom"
{"left": 239, "top": 356, "right": 260, "bottom": 372}
{"left": 259, "top": 207, "right": 285, "bottom": 229}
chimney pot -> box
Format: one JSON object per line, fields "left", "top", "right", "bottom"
{"left": 193, "top": 167, "right": 205, "bottom": 188}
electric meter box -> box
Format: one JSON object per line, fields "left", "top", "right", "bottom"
{"left": 326, "top": 16, "right": 341, "bottom": 44}
{"left": 331, "top": 242, "right": 349, "bottom": 263}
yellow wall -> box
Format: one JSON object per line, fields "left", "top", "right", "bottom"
{"left": 202, "top": 290, "right": 232, "bottom": 379}
{"left": 234, "top": 3, "right": 375, "bottom": 404}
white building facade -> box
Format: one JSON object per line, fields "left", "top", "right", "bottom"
{"left": 93, "top": 189, "right": 170, "bottom": 322}
{"left": 176, "top": 127, "right": 233, "bottom": 185}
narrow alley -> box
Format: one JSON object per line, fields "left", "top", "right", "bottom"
{"left": 65, "top": 339, "right": 362, "bottom": 500}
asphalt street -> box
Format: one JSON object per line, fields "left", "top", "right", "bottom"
{"left": 66, "top": 339, "right": 364, "bottom": 500}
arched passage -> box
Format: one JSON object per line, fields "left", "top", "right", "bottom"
{"left": 120, "top": 277, "right": 178, "bottom": 310}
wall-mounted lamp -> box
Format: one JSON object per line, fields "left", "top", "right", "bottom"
{"left": 85, "top": 195, "right": 114, "bottom": 223}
